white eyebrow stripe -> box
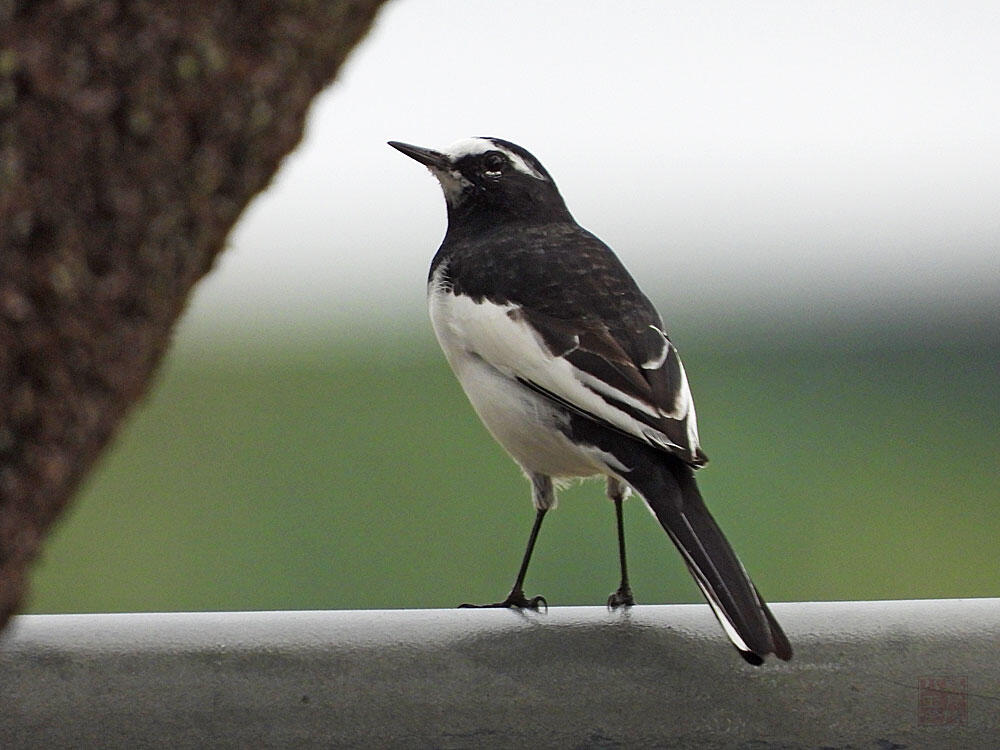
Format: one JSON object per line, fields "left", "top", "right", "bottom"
{"left": 441, "top": 138, "right": 547, "bottom": 180}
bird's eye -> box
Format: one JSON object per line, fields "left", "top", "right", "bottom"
{"left": 482, "top": 152, "right": 507, "bottom": 177}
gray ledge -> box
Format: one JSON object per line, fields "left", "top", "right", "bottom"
{"left": 2, "top": 600, "right": 998, "bottom": 748}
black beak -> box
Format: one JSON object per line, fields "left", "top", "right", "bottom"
{"left": 388, "top": 141, "right": 451, "bottom": 170}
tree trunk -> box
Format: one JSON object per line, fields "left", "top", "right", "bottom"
{"left": 0, "top": 0, "right": 387, "bottom": 630}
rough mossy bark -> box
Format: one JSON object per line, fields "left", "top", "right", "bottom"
{"left": 0, "top": 0, "right": 387, "bottom": 629}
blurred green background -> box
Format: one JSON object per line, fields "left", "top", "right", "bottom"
{"left": 10, "top": 1, "right": 999, "bottom": 618}
{"left": 25, "top": 307, "right": 999, "bottom": 614}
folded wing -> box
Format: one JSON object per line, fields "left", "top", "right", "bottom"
{"left": 442, "top": 291, "right": 706, "bottom": 468}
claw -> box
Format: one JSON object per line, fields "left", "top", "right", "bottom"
{"left": 526, "top": 595, "right": 548, "bottom": 612}
{"left": 459, "top": 589, "right": 548, "bottom": 611}
{"left": 607, "top": 586, "right": 635, "bottom": 610}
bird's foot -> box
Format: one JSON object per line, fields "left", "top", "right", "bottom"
{"left": 459, "top": 588, "right": 547, "bottom": 612}
{"left": 606, "top": 585, "right": 635, "bottom": 610}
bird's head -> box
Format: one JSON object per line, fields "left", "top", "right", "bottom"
{"left": 389, "top": 137, "right": 571, "bottom": 230}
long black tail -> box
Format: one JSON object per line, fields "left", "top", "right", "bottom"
{"left": 626, "top": 454, "right": 792, "bottom": 664}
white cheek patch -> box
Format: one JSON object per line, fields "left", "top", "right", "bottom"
{"left": 429, "top": 166, "right": 472, "bottom": 206}
{"left": 442, "top": 137, "right": 547, "bottom": 181}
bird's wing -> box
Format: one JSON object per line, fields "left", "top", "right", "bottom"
{"left": 443, "top": 292, "right": 705, "bottom": 466}
{"left": 519, "top": 307, "right": 706, "bottom": 466}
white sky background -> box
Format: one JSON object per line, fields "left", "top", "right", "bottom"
{"left": 183, "top": 0, "right": 999, "bottom": 340}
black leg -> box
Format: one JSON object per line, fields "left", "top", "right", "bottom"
{"left": 607, "top": 481, "right": 635, "bottom": 609}
{"left": 460, "top": 507, "right": 548, "bottom": 611}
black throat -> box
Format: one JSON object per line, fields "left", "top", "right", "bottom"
{"left": 443, "top": 181, "right": 574, "bottom": 244}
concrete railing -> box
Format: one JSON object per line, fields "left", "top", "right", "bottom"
{"left": 1, "top": 600, "right": 997, "bottom": 747}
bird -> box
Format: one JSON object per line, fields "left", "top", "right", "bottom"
{"left": 388, "top": 136, "right": 792, "bottom": 664}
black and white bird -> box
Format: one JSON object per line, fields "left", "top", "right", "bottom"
{"left": 389, "top": 136, "right": 792, "bottom": 664}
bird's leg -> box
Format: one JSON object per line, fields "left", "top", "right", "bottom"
{"left": 460, "top": 507, "right": 548, "bottom": 610}
{"left": 607, "top": 478, "right": 635, "bottom": 609}
{"left": 460, "top": 476, "right": 552, "bottom": 611}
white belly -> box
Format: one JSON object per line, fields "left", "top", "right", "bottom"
{"left": 447, "top": 348, "right": 607, "bottom": 478}
{"left": 428, "top": 276, "right": 621, "bottom": 479}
